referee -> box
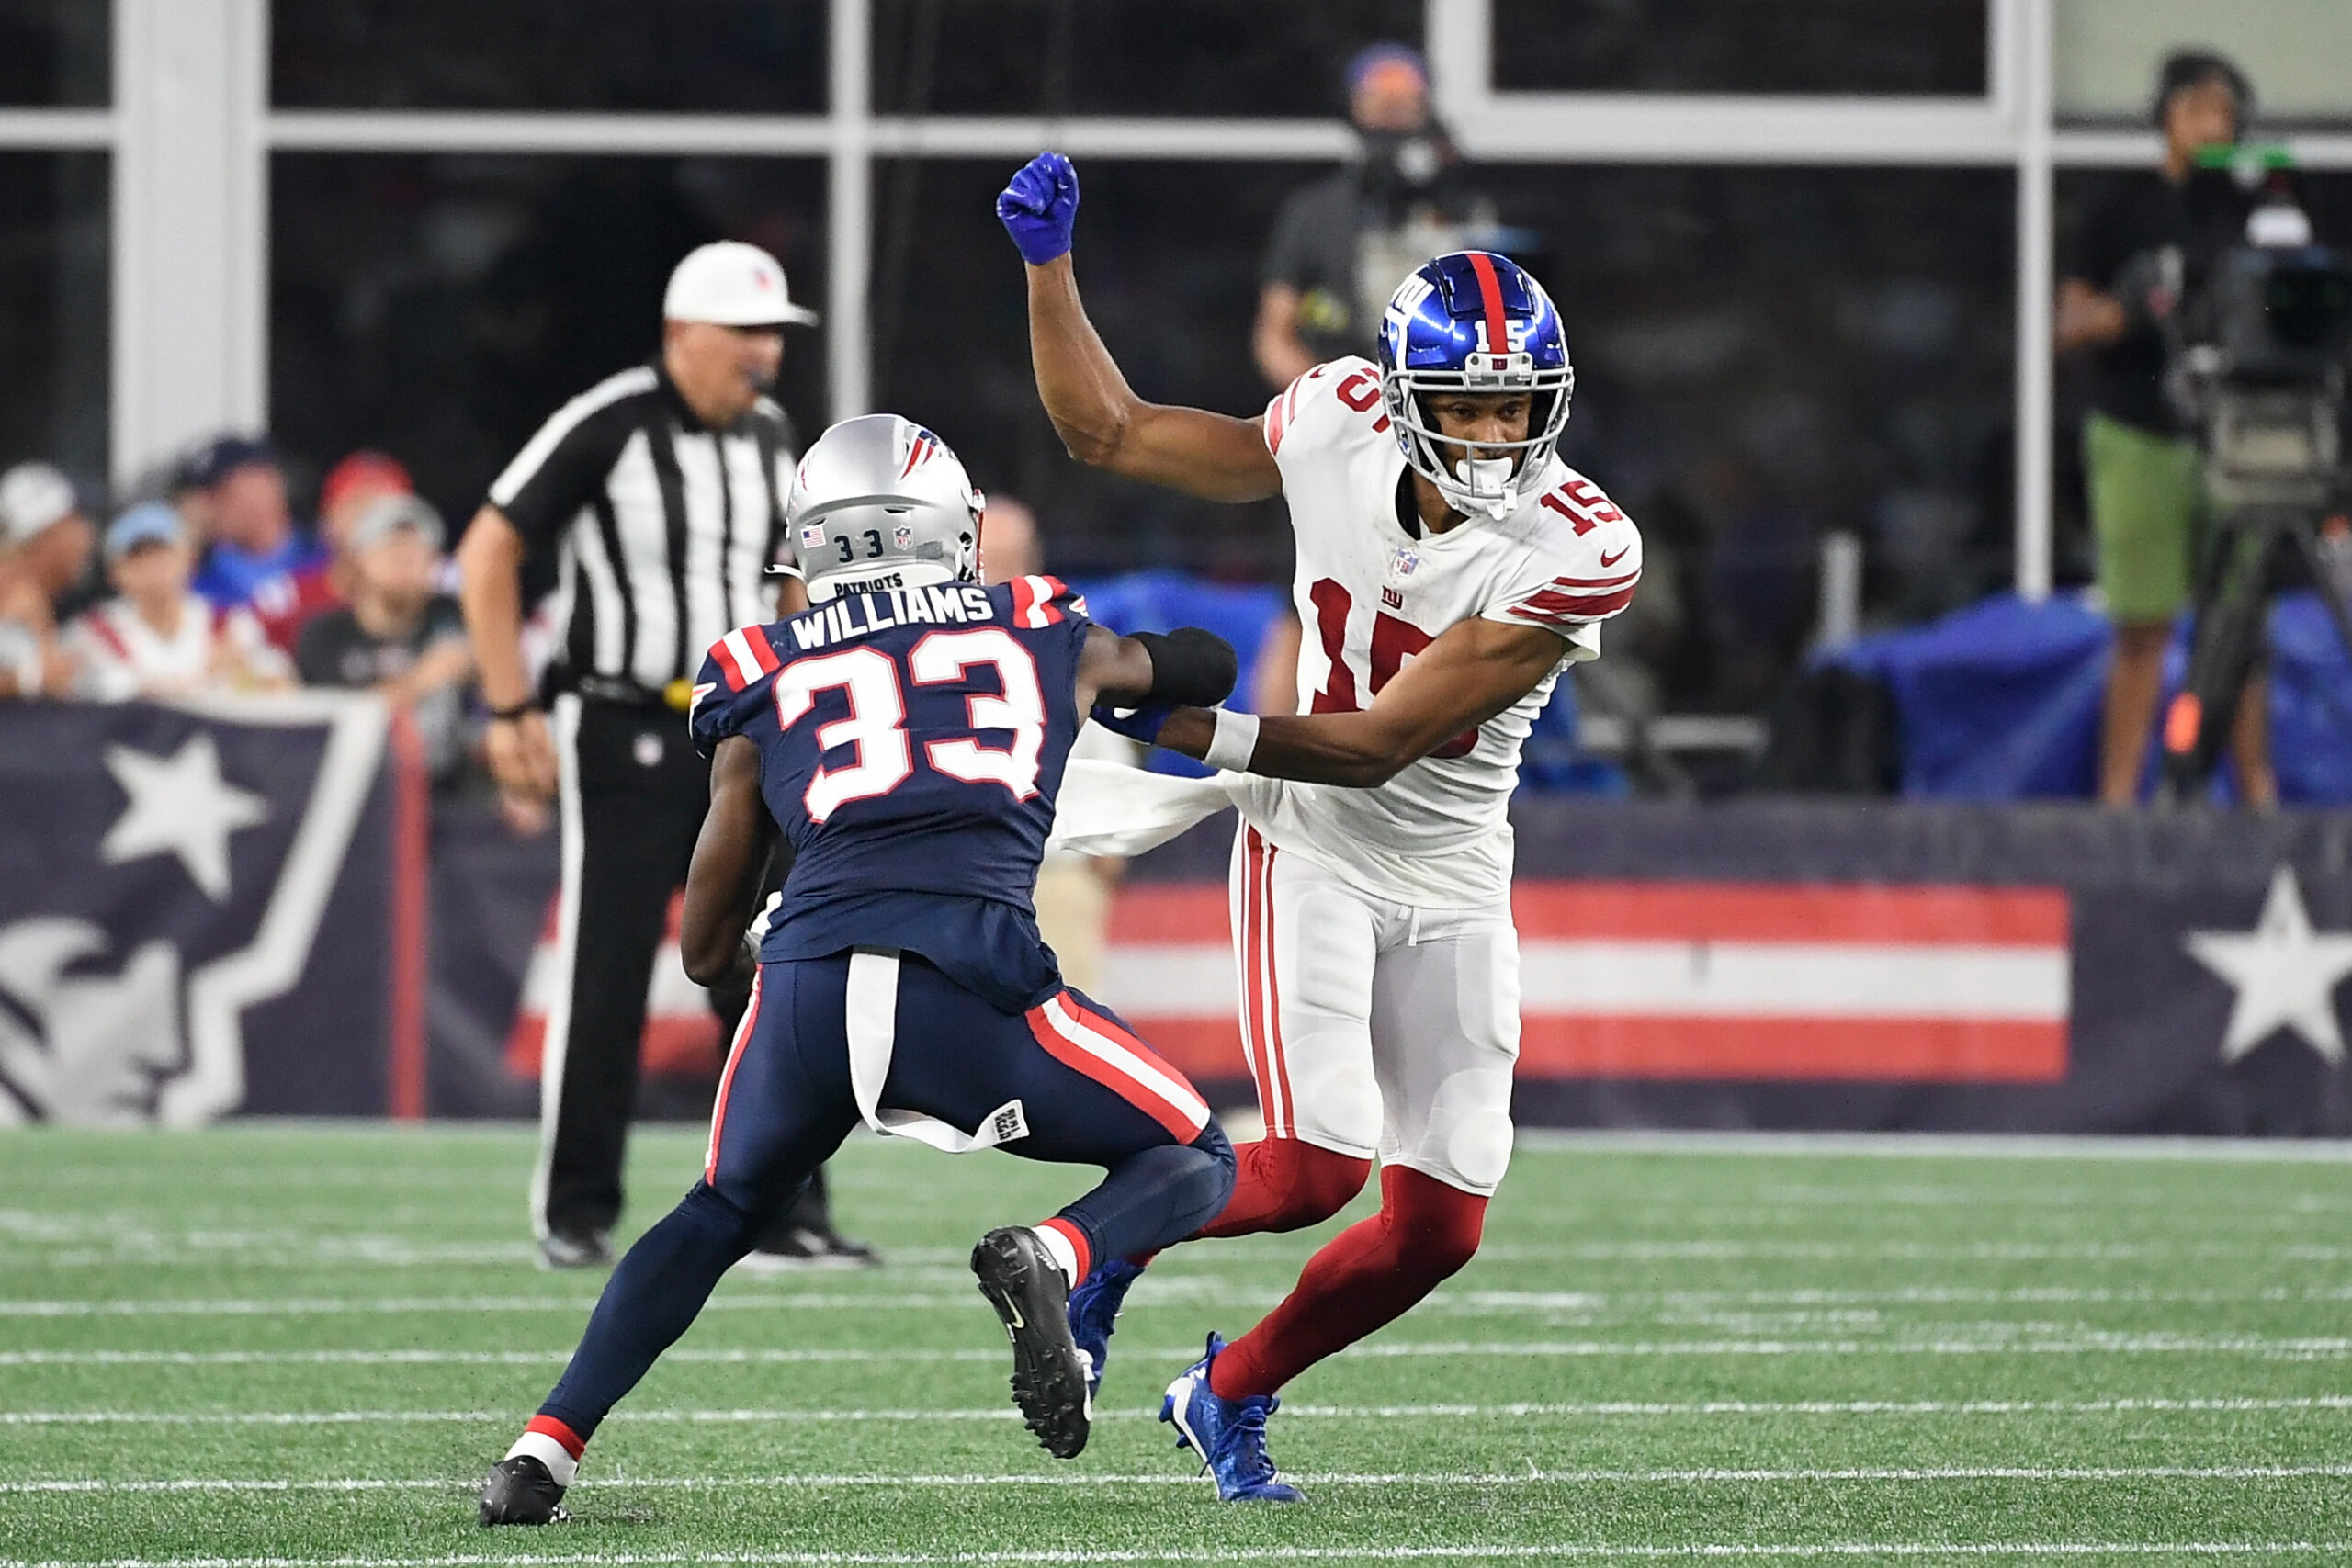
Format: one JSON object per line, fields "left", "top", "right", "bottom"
{"left": 458, "top": 240, "right": 873, "bottom": 1271}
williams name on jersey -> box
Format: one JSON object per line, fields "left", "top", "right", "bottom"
{"left": 689, "top": 574, "right": 1092, "bottom": 1012}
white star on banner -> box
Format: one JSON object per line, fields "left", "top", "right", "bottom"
{"left": 2183, "top": 865, "right": 2352, "bottom": 1066}
{"left": 99, "top": 734, "right": 269, "bottom": 902}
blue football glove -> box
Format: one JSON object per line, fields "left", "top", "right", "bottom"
{"left": 1089, "top": 700, "right": 1172, "bottom": 746}
{"left": 998, "top": 152, "right": 1080, "bottom": 266}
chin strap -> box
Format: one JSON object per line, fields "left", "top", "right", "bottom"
{"left": 1448, "top": 457, "right": 1521, "bottom": 521}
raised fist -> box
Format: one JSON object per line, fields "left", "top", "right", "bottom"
{"left": 997, "top": 152, "right": 1080, "bottom": 266}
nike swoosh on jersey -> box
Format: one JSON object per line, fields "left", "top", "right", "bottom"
{"left": 1600, "top": 546, "right": 1629, "bottom": 569}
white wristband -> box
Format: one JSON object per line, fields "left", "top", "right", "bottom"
{"left": 1202, "top": 708, "right": 1261, "bottom": 773}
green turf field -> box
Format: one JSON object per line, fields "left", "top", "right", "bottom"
{"left": 0, "top": 1124, "right": 2346, "bottom": 1564}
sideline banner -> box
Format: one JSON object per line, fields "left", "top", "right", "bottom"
{"left": 0, "top": 694, "right": 401, "bottom": 1124}
{"left": 1104, "top": 802, "right": 2352, "bottom": 1136}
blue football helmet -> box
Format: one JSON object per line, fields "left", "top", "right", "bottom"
{"left": 1375, "top": 251, "right": 1575, "bottom": 521}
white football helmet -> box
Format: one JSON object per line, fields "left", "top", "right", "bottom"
{"left": 785, "top": 414, "right": 983, "bottom": 603}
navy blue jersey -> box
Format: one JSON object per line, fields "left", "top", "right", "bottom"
{"left": 690, "top": 574, "right": 1093, "bottom": 1010}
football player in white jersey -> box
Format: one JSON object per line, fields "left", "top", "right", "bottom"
{"left": 998, "top": 152, "right": 1640, "bottom": 1501}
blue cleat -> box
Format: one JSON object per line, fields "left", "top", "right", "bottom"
{"left": 1159, "top": 1332, "right": 1305, "bottom": 1503}
{"left": 1067, "top": 1256, "right": 1145, "bottom": 1400}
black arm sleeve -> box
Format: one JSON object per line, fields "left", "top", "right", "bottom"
{"left": 1133, "top": 626, "right": 1238, "bottom": 708}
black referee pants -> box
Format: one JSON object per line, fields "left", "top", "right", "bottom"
{"left": 533, "top": 694, "right": 830, "bottom": 1244}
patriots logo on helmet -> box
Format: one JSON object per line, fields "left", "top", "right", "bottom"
{"left": 899, "top": 427, "right": 942, "bottom": 479}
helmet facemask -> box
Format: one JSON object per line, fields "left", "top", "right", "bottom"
{"left": 1383, "top": 355, "right": 1574, "bottom": 522}
{"left": 1376, "top": 254, "right": 1576, "bottom": 522}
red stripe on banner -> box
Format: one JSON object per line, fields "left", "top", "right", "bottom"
{"left": 526, "top": 1414, "right": 587, "bottom": 1458}
{"left": 1519, "top": 1016, "right": 2068, "bottom": 1083}
{"left": 1466, "top": 251, "right": 1510, "bottom": 355}
{"left": 1109, "top": 885, "right": 1228, "bottom": 943}
{"left": 387, "top": 709, "right": 429, "bottom": 1121}
{"left": 704, "top": 966, "right": 763, "bottom": 1182}
{"left": 1510, "top": 883, "right": 2071, "bottom": 946}
{"left": 1125, "top": 1017, "right": 1248, "bottom": 1080}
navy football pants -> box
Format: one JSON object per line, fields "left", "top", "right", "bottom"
{"left": 536, "top": 952, "right": 1234, "bottom": 1444}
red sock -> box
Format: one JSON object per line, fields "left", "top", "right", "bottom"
{"left": 1208, "top": 1166, "right": 1486, "bottom": 1400}
{"left": 1193, "top": 1138, "right": 1371, "bottom": 1241}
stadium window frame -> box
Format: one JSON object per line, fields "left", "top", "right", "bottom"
{"left": 41, "top": 0, "right": 2352, "bottom": 592}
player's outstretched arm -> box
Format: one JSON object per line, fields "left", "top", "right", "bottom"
{"left": 1076, "top": 623, "right": 1238, "bottom": 718}
{"left": 679, "top": 735, "right": 779, "bottom": 988}
{"left": 1000, "top": 153, "right": 1280, "bottom": 504}
{"left": 1158, "top": 618, "right": 1569, "bottom": 788}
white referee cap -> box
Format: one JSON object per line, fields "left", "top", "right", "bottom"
{"left": 0, "top": 461, "right": 80, "bottom": 547}
{"left": 663, "top": 241, "right": 820, "bottom": 329}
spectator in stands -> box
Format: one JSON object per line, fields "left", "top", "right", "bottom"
{"left": 185, "top": 435, "right": 330, "bottom": 619}
{"left": 0, "top": 461, "right": 96, "bottom": 701}
{"left": 1254, "top": 43, "right": 1498, "bottom": 388}
{"left": 295, "top": 494, "right": 474, "bottom": 784}
{"left": 254, "top": 449, "right": 417, "bottom": 652}
{"left": 2058, "top": 51, "right": 2272, "bottom": 807}
{"left": 67, "top": 503, "right": 291, "bottom": 701}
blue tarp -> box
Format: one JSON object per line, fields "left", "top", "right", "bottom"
{"left": 1826, "top": 590, "right": 2352, "bottom": 804}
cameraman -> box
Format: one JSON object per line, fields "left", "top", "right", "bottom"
{"left": 1253, "top": 44, "right": 1499, "bottom": 388}
{"left": 2058, "top": 51, "right": 2276, "bottom": 807}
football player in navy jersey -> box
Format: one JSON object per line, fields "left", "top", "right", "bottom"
{"left": 480, "top": 414, "right": 1243, "bottom": 1524}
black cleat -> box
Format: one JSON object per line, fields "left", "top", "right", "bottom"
{"left": 479, "top": 1454, "right": 569, "bottom": 1526}
{"left": 736, "top": 1224, "right": 885, "bottom": 1273}
{"left": 971, "top": 1226, "right": 1091, "bottom": 1459}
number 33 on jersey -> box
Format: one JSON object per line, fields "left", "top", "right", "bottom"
{"left": 688, "top": 575, "right": 1092, "bottom": 908}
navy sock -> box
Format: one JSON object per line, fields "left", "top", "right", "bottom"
{"left": 538, "top": 1181, "right": 761, "bottom": 1441}
{"left": 1056, "top": 1122, "right": 1235, "bottom": 1273}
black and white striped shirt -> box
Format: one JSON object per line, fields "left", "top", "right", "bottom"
{"left": 487, "top": 362, "right": 797, "bottom": 694}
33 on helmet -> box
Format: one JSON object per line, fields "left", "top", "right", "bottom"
{"left": 1375, "top": 251, "right": 1575, "bottom": 521}
{"left": 784, "top": 414, "right": 984, "bottom": 602}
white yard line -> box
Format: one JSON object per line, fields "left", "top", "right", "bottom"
{"left": 0, "top": 1545, "right": 2347, "bottom": 1567}
{"left": 4, "top": 1395, "right": 2350, "bottom": 1427}
{"left": 6, "top": 1282, "right": 2348, "bottom": 1318}
{"left": 2, "top": 1465, "right": 2347, "bottom": 1496}
{"left": 1510, "top": 1129, "right": 2352, "bottom": 1162}
{"left": 7, "top": 1334, "right": 2348, "bottom": 1368}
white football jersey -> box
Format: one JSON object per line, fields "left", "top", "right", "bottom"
{"left": 1229, "top": 356, "right": 1641, "bottom": 908}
